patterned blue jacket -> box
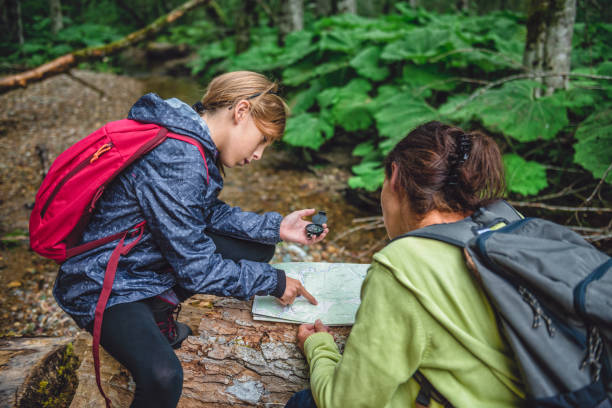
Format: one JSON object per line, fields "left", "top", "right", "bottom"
{"left": 53, "top": 94, "right": 285, "bottom": 328}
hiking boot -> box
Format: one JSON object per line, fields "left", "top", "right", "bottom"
{"left": 147, "top": 295, "right": 192, "bottom": 349}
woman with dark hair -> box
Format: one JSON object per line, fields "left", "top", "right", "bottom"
{"left": 287, "top": 121, "right": 525, "bottom": 408}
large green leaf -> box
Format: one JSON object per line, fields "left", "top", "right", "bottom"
{"left": 468, "top": 80, "right": 568, "bottom": 142}
{"left": 290, "top": 80, "right": 324, "bottom": 115}
{"left": 349, "top": 46, "right": 389, "bottom": 81}
{"left": 319, "top": 29, "right": 362, "bottom": 53}
{"left": 401, "top": 64, "right": 457, "bottom": 92}
{"left": 283, "top": 113, "right": 333, "bottom": 150}
{"left": 574, "top": 106, "right": 612, "bottom": 184}
{"left": 373, "top": 90, "right": 438, "bottom": 153}
{"left": 349, "top": 160, "right": 385, "bottom": 191}
{"left": 316, "top": 79, "right": 374, "bottom": 132}
{"left": 380, "top": 27, "right": 453, "bottom": 64}
{"left": 503, "top": 154, "right": 549, "bottom": 196}
{"left": 282, "top": 56, "right": 349, "bottom": 86}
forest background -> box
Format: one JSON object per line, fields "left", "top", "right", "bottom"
{"left": 1, "top": 0, "right": 611, "bottom": 247}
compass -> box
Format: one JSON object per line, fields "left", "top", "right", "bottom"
{"left": 305, "top": 211, "right": 327, "bottom": 239}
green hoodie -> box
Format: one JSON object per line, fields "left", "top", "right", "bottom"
{"left": 304, "top": 237, "right": 525, "bottom": 408}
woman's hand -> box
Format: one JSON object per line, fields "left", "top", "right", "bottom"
{"left": 280, "top": 209, "right": 329, "bottom": 245}
{"left": 297, "top": 319, "right": 331, "bottom": 353}
{"left": 279, "top": 277, "right": 317, "bottom": 306}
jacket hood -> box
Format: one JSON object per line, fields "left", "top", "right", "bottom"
{"left": 128, "top": 93, "right": 218, "bottom": 158}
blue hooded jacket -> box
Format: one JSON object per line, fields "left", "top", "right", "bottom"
{"left": 53, "top": 94, "right": 285, "bottom": 328}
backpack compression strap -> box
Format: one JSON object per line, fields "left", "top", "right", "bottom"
{"left": 392, "top": 200, "right": 522, "bottom": 248}
{"left": 92, "top": 221, "right": 146, "bottom": 408}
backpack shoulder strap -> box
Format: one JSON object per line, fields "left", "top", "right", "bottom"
{"left": 391, "top": 200, "right": 522, "bottom": 248}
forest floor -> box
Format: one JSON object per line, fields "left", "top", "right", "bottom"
{"left": 0, "top": 70, "right": 386, "bottom": 339}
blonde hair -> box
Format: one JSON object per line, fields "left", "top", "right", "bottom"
{"left": 199, "top": 71, "right": 289, "bottom": 142}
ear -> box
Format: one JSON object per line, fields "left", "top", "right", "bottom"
{"left": 390, "top": 162, "right": 401, "bottom": 192}
{"left": 232, "top": 100, "right": 251, "bottom": 123}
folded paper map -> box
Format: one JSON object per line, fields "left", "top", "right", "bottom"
{"left": 252, "top": 262, "right": 370, "bottom": 326}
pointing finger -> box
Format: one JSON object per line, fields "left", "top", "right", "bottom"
{"left": 299, "top": 285, "right": 318, "bottom": 305}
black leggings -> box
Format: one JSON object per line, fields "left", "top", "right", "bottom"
{"left": 89, "top": 231, "right": 276, "bottom": 408}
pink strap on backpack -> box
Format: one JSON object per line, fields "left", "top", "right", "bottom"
{"left": 92, "top": 221, "right": 146, "bottom": 408}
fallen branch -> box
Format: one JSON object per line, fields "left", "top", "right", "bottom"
{"left": 452, "top": 71, "right": 612, "bottom": 113}
{"left": 63, "top": 71, "right": 106, "bottom": 96}
{"left": 509, "top": 201, "right": 612, "bottom": 213}
{"left": 583, "top": 162, "right": 612, "bottom": 206}
{"left": 0, "top": 0, "right": 210, "bottom": 94}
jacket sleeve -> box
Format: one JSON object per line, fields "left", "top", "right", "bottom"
{"left": 204, "top": 197, "right": 282, "bottom": 244}
{"left": 303, "top": 261, "right": 428, "bottom": 408}
{"left": 131, "top": 146, "right": 285, "bottom": 299}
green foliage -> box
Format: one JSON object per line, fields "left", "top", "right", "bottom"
{"left": 503, "top": 154, "right": 549, "bottom": 196}
{"left": 573, "top": 105, "right": 612, "bottom": 184}
{"left": 188, "top": 7, "right": 610, "bottom": 195}
{"left": 6, "top": 4, "right": 610, "bottom": 197}
{"left": 447, "top": 81, "right": 569, "bottom": 142}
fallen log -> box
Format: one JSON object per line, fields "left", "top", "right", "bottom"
{"left": 0, "top": 336, "right": 77, "bottom": 407}
{"left": 0, "top": 0, "right": 211, "bottom": 94}
{"left": 70, "top": 295, "right": 351, "bottom": 407}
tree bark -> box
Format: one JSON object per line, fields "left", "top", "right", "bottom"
{"left": 49, "top": 0, "right": 64, "bottom": 35}
{"left": 0, "top": 337, "right": 76, "bottom": 407}
{"left": 1, "top": 0, "right": 24, "bottom": 45}
{"left": 0, "top": 0, "right": 210, "bottom": 94}
{"left": 337, "top": 0, "right": 357, "bottom": 14}
{"left": 314, "top": 0, "right": 333, "bottom": 17}
{"left": 279, "top": 0, "right": 304, "bottom": 40}
{"left": 69, "top": 295, "right": 351, "bottom": 407}
{"left": 523, "top": 0, "right": 576, "bottom": 96}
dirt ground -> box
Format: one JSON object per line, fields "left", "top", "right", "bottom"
{"left": 0, "top": 70, "right": 386, "bottom": 338}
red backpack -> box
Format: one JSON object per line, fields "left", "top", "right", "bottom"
{"left": 29, "top": 118, "right": 209, "bottom": 407}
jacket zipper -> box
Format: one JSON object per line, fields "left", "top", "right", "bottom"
{"left": 40, "top": 143, "right": 114, "bottom": 218}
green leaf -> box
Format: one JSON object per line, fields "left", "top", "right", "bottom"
{"left": 282, "top": 56, "right": 349, "bottom": 86}
{"left": 469, "top": 80, "right": 568, "bottom": 142}
{"left": 401, "top": 64, "right": 457, "bottom": 91}
{"left": 349, "top": 46, "right": 389, "bottom": 81}
{"left": 318, "top": 79, "right": 374, "bottom": 132}
{"left": 290, "top": 80, "right": 324, "bottom": 114}
{"left": 574, "top": 106, "right": 612, "bottom": 184}
{"left": 319, "top": 29, "right": 361, "bottom": 53}
{"left": 374, "top": 91, "right": 438, "bottom": 153}
{"left": 503, "top": 154, "right": 549, "bottom": 196}
{"left": 353, "top": 141, "right": 375, "bottom": 156}
{"left": 283, "top": 113, "right": 333, "bottom": 150}
{"left": 349, "top": 161, "right": 385, "bottom": 191}
{"left": 380, "top": 27, "right": 452, "bottom": 64}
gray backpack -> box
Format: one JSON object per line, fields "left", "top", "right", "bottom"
{"left": 397, "top": 200, "right": 612, "bottom": 408}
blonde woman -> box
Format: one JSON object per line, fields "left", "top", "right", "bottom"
{"left": 53, "top": 71, "right": 326, "bottom": 408}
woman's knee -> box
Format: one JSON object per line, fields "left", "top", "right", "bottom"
{"left": 136, "top": 355, "right": 183, "bottom": 397}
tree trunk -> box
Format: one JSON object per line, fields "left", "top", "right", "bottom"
{"left": 0, "top": 337, "right": 77, "bottom": 407}
{"left": 279, "top": 0, "right": 303, "bottom": 40}
{"left": 235, "top": 0, "right": 256, "bottom": 54}
{"left": 523, "top": 0, "right": 576, "bottom": 96}
{"left": 314, "top": 0, "right": 333, "bottom": 17}
{"left": 337, "top": 0, "right": 357, "bottom": 14}
{"left": 1, "top": 0, "right": 24, "bottom": 45}
{"left": 49, "top": 0, "right": 64, "bottom": 35}
{"left": 69, "top": 295, "right": 351, "bottom": 407}
{"left": 0, "top": 0, "right": 211, "bottom": 94}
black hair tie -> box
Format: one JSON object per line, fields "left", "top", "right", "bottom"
{"left": 447, "top": 133, "right": 472, "bottom": 185}
{"left": 192, "top": 101, "right": 205, "bottom": 114}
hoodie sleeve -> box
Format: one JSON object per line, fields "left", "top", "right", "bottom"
{"left": 204, "top": 198, "right": 282, "bottom": 244}
{"left": 130, "top": 143, "right": 285, "bottom": 299}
